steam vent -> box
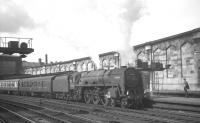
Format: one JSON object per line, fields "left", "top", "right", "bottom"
{"left": 0, "top": 37, "right": 34, "bottom": 79}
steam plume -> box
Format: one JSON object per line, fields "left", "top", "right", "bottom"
{"left": 82, "top": 0, "right": 143, "bottom": 67}
{"left": 117, "top": 0, "right": 143, "bottom": 66}
{"left": 9, "top": 0, "right": 144, "bottom": 64}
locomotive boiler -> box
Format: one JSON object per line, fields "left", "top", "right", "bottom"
{"left": 74, "top": 67, "right": 144, "bottom": 108}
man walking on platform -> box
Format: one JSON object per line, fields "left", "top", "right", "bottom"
{"left": 184, "top": 78, "right": 190, "bottom": 97}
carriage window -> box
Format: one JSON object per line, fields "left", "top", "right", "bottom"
{"left": 34, "top": 81, "right": 37, "bottom": 87}
{"left": 40, "top": 81, "right": 43, "bottom": 87}
{"left": 70, "top": 77, "right": 73, "bottom": 83}
{"left": 25, "top": 81, "right": 27, "bottom": 87}
{"left": 41, "top": 81, "right": 44, "bottom": 88}
{"left": 11, "top": 82, "right": 15, "bottom": 88}
{"left": 198, "top": 67, "right": 200, "bottom": 80}
{"left": 27, "top": 81, "right": 30, "bottom": 87}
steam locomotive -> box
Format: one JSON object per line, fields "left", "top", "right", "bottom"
{"left": 0, "top": 67, "right": 146, "bottom": 108}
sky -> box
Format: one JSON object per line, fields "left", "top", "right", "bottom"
{"left": 0, "top": 0, "right": 200, "bottom": 64}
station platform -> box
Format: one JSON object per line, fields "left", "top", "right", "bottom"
{"left": 151, "top": 96, "right": 200, "bottom": 107}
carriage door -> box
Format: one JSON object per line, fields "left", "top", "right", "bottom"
{"left": 68, "top": 75, "right": 74, "bottom": 90}
{"left": 198, "top": 66, "right": 200, "bottom": 83}
{"left": 194, "top": 50, "right": 200, "bottom": 84}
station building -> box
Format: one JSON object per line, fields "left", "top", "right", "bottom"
{"left": 134, "top": 28, "right": 200, "bottom": 95}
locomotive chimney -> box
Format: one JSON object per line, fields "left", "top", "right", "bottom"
{"left": 45, "top": 54, "right": 48, "bottom": 65}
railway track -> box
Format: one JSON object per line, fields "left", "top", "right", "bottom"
{"left": 102, "top": 105, "right": 200, "bottom": 123}
{"left": 42, "top": 100, "right": 190, "bottom": 123}
{"left": 0, "top": 95, "right": 150, "bottom": 122}
{"left": 0, "top": 94, "right": 200, "bottom": 123}
{"left": 0, "top": 105, "right": 35, "bottom": 123}
{"left": 51, "top": 98, "right": 200, "bottom": 123}
{"left": 0, "top": 99, "right": 97, "bottom": 123}
{"left": 0, "top": 95, "right": 123, "bottom": 123}
{"left": 153, "top": 102, "right": 200, "bottom": 113}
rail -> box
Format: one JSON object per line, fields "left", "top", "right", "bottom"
{"left": 0, "top": 105, "right": 36, "bottom": 123}
{"left": 1, "top": 94, "right": 200, "bottom": 123}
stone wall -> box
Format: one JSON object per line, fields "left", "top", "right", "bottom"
{"left": 134, "top": 29, "right": 200, "bottom": 93}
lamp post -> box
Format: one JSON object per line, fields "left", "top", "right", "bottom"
{"left": 114, "top": 53, "right": 120, "bottom": 68}
{"left": 145, "top": 45, "right": 153, "bottom": 94}
{"left": 73, "top": 61, "right": 76, "bottom": 71}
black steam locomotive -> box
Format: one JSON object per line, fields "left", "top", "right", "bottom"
{"left": 0, "top": 67, "right": 146, "bottom": 108}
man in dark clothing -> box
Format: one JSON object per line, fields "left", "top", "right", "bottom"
{"left": 184, "top": 78, "right": 189, "bottom": 97}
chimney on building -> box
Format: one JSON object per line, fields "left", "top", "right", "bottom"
{"left": 45, "top": 54, "right": 48, "bottom": 65}
{"left": 38, "top": 58, "right": 42, "bottom": 65}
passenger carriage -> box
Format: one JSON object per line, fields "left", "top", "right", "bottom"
{"left": 0, "top": 79, "right": 19, "bottom": 95}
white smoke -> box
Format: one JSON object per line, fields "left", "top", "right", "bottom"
{"left": 78, "top": 0, "right": 144, "bottom": 68}
{"left": 117, "top": 0, "right": 143, "bottom": 66}
{"left": 1, "top": 0, "right": 144, "bottom": 64}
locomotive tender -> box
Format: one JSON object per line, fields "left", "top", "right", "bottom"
{"left": 0, "top": 67, "right": 144, "bottom": 108}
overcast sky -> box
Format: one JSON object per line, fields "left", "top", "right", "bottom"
{"left": 0, "top": 0, "right": 200, "bottom": 63}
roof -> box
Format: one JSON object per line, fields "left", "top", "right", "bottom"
{"left": 24, "top": 56, "right": 92, "bottom": 69}
{"left": 22, "top": 61, "right": 41, "bottom": 68}
{"left": 58, "top": 56, "right": 91, "bottom": 65}
{"left": 99, "top": 51, "right": 119, "bottom": 57}
{"left": 134, "top": 27, "right": 200, "bottom": 49}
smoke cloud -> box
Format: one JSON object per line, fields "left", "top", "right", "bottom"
{"left": 117, "top": 0, "right": 143, "bottom": 66}
{"left": 2, "top": 0, "right": 199, "bottom": 66}
{"left": 67, "top": 0, "right": 144, "bottom": 67}
{"left": 0, "top": 0, "right": 35, "bottom": 33}
{"left": 2, "top": 0, "right": 144, "bottom": 65}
